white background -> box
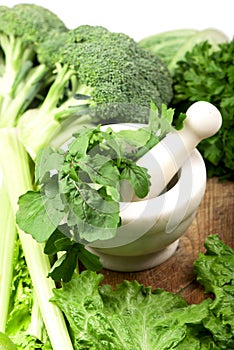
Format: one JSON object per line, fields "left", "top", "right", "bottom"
{"left": 1, "top": 0, "right": 233, "bottom": 41}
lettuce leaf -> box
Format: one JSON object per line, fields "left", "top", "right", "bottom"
{"left": 52, "top": 271, "right": 211, "bottom": 349}
{"left": 52, "top": 235, "right": 234, "bottom": 350}
{"left": 194, "top": 234, "right": 234, "bottom": 349}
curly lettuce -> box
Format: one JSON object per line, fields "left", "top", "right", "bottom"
{"left": 51, "top": 235, "right": 234, "bottom": 350}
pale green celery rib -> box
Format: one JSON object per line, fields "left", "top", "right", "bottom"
{"left": 0, "top": 174, "right": 16, "bottom": 332}
{"left": 27, "top": 295, "right": 44, "bottom": 341}
{"left": 0, "top": 128, "right": 73, "bottom": 350}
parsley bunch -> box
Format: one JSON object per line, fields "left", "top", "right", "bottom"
{"left": 172, "top": 39, "right": 234, "bottom": 180}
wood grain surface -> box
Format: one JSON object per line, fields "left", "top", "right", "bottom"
{"left": 100, "top": 177, "right": 234, "bottom": 304}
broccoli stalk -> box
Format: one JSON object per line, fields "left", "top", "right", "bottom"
{"left": 18, "top": 62, "right": 92, "bottom": 160}
{"left": 0, "top": 32, "right": 48, "bottom": 127}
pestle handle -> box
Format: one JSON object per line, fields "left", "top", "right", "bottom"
{"left": 136, "top": 101, "right": 222, "bottom": 199}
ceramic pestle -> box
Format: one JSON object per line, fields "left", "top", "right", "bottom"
{"left": 127, "top": 101, "right": 222, "bottom": 201}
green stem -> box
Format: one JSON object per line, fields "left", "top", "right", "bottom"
{"left": 18, "top": 64, "right": 92, "bottom": 160}
{"left": 27, "top": 295, "right": 44, "bottom": 340}
{"left": 0, "top": 64, "right": 48, "bottom": 128}
{"left": 0, "top": 128, "right": 73, "bottom": 349}
{"left": 17, "top": 65, "right": 73, "bottom": 160}
{"left": 0, "top": 175, "right": 16, "bottom": 332}
{"left": 0, "top": 35, "right": 39, "bottom": 127}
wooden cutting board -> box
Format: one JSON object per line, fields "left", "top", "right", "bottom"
{"left": 100, "top": 177, "right": 234, "bottom": 304}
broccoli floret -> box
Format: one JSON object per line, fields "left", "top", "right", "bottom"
{"left": 60, "top": 25, "right": 173, "bottom": 121}
{"left": 0, "top": 4, "right": 67, "bottom": 127}
{"left": 19, "top": 24, "right": 173, "bottom": 158}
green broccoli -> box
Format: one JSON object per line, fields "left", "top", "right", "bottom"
{"left": 0, "top": 4, "right": 67, "bottom": 127}
{"left": 18, "top": 24, "right": 173, "bottom": 159}
{"left": 63, "top": 25, "right": 173, "bottom": 118}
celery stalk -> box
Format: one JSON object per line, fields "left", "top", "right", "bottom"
{"left": 0, "top": 174, "right": 16, "bottom": 332}
{"left": 0, "top": 128, "right": 73, "bottom": 349}
{"left": 27, "top": 295, "right": 45, "bottom": 340}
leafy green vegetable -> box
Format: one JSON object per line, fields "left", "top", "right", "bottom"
{"left": 194, "top": 234, "right": 234, "bottom": 349}
{"left": 17, "top": 103, "right": 175, "bottom": 282}
{"left": 171, "top": 40, "right": 234, "bottom": 180}
{"left": 51, "top": 270, "right": 209, "bottom": 350}
{"left": 51, "top": 235, "right": 234, "bottom": 350}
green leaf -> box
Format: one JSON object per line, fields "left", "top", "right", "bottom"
{"left": 35, "top": 147, "right": 64, "bottom": 184}
{"left": 116, "top": 128, "right": 152, "bottom": 149}
{"left": 78, "top": 245, "right": 102, "bottom": 271}
{"left": 44, "top": 228, "right": 73, "bottom": 255}
{"left": 174, "top": 113, "right": 186, "bottom": 130}
{"left": 48, "top": 246, "right": 79, "bottom": 282}
{"left": 44, "top": 230, "right": 102, "bottom": 280}
{"left": 194, "top": 235, "right": 234, "bottom": 348}
{"left": 120, "top": 160, "right": 150, "bottom": 198}
{"left": 16, "top": 191, "right": 64, "bottom": 242}
{"left": 106, "top": 185, "right": 120, "bottom": 202}
{"left": 68, "top": 127, "right": 94, "bottom": 158}
{"left": 57, "top": 175, "right": 121, "bottom": 242}
{"left": 194, "top": 234, "right": 234, "bottom": 292}
{"left": 148, "top": 102, "right": 174, "bottom": 135}
{"left": 77, "top": 154, "right": 120, "bottom": 188}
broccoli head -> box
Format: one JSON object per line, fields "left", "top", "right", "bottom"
{"left": 18, "top": 24, "right": 173, "bottom": 159}
{"left": 58, "top": 25, "right": 173, "bottom": 123}
{"left": 0, "top": 4, "right": 66, "bottom": 46}
{"left": 0, "top": 4, "right": 67, "bottom": 127}
{"left": 37, "top": 24, "right": 173, "bottom": 120}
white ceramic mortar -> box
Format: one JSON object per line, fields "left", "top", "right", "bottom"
{"left": 87, "top": 133, "right": 206, "bottom": 272}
